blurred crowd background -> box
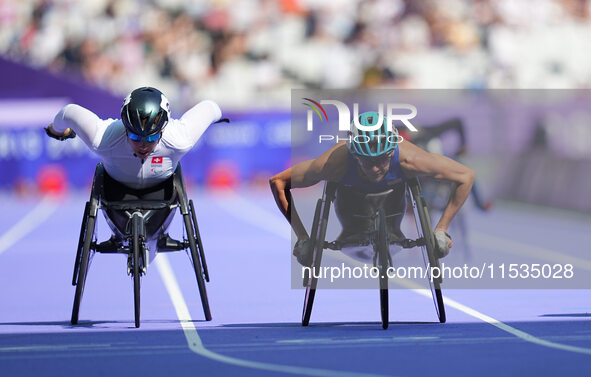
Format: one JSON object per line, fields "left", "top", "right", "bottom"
{"left": 2, "top": 0, "right": 591, "bottom": 110}
{"left": 1, "top": 0, "right": 591, "bottom": 211}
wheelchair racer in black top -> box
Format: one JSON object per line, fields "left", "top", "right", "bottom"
{"left": 269, "top": 111, "right": 475, "bottom": 266}
{"left": 45, "top": 87, "right": 224, "bottom": 260}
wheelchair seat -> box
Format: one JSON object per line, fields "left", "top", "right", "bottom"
{"left": 101, "top": 200, "right": 173, "bottom": 211}
{"left": 99, "top": 168, "right": 179, "bottom": 243}
{"left": 333, "top": 183, "right": 406, "bottom": 246}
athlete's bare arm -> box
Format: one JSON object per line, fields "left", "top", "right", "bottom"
{"left": 269, "top": 142, "right": 348, "bottom": 240}
{"left": 399, "top": 141, "right": 475, "bottom": 238}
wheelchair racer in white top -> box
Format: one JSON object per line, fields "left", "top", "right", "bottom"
{"left": 46, "top": 86, "right": 223, "bottom": 189}
{"left": 45, "top": 86, "right": 225, "bottom": 262}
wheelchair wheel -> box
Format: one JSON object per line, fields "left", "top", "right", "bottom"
{"left": 131, "top": 215, "right": 142, "bottom": 328}
{"left": 72, "top": 202, "right": 90, "bottom": 286}
{"left": 184, "top": 213, "right": 212, "bottom": 321}
{"left": 302, "top": 198, "right": 328, "bottom": 326}
{"left": 71, "top": 214, "right": 96, "bottom": 325}
{"left": 189, "top": 200, "right": 209, "bottom": 282}
{"left": 377, "top": 208, "right": 390, "bottom": 330}
{"left": 409, "top": 180, "right": 446, "bottom": 323}
{"left": 303, "top": 199, "right": 322, "bottom": 288}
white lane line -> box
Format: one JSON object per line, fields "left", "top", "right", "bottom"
{"left": 471, "top": 231, "right": 591, "bottom": 271}
{"left": 216, "top": 192, "right": 591, "bottom": 356}
{"left": 0, "top": 197, "right": 59, "bottom": 256}
{"left": 155, "top": 254, "right": 392, "bottom": 377}
{"left": 414, "top": 287, "right": 591, "bottom": 355}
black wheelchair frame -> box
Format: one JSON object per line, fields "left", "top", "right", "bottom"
{"left": 70, "top": 163, "right": 211, "bottom": 328}
{"left": 301, "top": 177, "right": 446, "bottom": 329}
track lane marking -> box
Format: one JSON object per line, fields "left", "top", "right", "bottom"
{"left": 156, "top": 254, "right": 393, "bottom": 377}
{"left": 0, "top": 197, "right": 59, "bottom": 256}
{"left": 214, "top": 192, "right": 591, "bottom": 356}
{"left": 411, "top": 287, "right": 591, "bottom": 355}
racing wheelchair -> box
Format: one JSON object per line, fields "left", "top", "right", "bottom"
{"left": 71, "top": 163, "right": 211, "bottom": 328}
{"left": 301, "top": 177, "right": 445, "bottom": 329}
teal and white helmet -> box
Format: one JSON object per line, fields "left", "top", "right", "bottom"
{"left": 347, "top": 111, "right": 400, "bottom": 157}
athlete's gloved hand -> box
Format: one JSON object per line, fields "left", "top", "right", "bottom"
{"left": 44, "top": 124, "right": 76, "bottom": 141}
{"left": 213, "top": 118, "right": 230, "bottom": 124}
{"left": 293, "top": 238, "right": 314, "bottom": 267}
{"left": 434, "top": 230, "right": 452, "bottom": 258}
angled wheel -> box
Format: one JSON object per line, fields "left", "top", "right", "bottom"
{"left": 433, "top": 287, "right": 445, "bottom": 323}
{"left": 189, "top": 200, "right": 209, "bottom": 282}
{"left": 302, "top": 199, "right": 322, "bottom": 326}
{"left": 409, "top": 179, "right": 446, "bottom": 323}
{"left": 377, "top": 208, "right": 390, "bottom": 329}
{"left": 131, "top": 215, "right": 143, "bottom": 328}
{"left": 72, "top": 202, "right": 90, "bottom": 286}
{"left": 184, "top": 213, "right": 212, "bottom": 321}
{"left": 301, "top": 286, "right": 317, "bottom": 327}
{"left": 379, "top": 289, "right": 388, "bottom": 330}
{"left": 71, "top": 214, "right": 96, "bottom": 325}
{"left": 302, "top": 191, "right": 331, "bottom": 326}
{"left": 302, "top": 199, "right": 322, "bottom": 288}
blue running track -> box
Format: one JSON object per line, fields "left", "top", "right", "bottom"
{"left": 0, "top": 189, "right": 590, "bottom": 377}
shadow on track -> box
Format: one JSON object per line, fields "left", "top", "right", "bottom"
{"left": 540, "top": 313, "right": 591, "bottom": 318}
{"left": 0, "top": 319, "right": 209, "bottom": 329}
{"left": 219, "top": 321, "right": 440, "bottom": 329}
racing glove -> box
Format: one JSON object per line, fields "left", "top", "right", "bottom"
{"left": 293, "top": 238, "right": 314, "bottom": 267}
{"left": 44, "top": 124, "right": 76, "bottom": 141}
{"left": 434, "top": 230, "right": 452, "bottom": 258}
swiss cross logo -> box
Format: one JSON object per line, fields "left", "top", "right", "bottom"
{"left": 151, "top": 157, "right": 163, "bottom": 164}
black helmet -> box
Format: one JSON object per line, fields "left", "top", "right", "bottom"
{"left": 121, "top": 87, "right": 170, "bottom": 137}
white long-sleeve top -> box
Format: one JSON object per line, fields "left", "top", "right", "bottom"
{"left": 52, "top": 100, "right": 222, "bottom": 189}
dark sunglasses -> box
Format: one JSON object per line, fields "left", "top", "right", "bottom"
{"left": 127, "top": 131, "right": 161, "bottom": 143}
{"left": 355, "top": 150, "right": 394, "bottom": 167}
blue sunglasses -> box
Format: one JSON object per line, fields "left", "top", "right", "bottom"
{"left": 127, "top": 131, "right": 161, "bottom": 143}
